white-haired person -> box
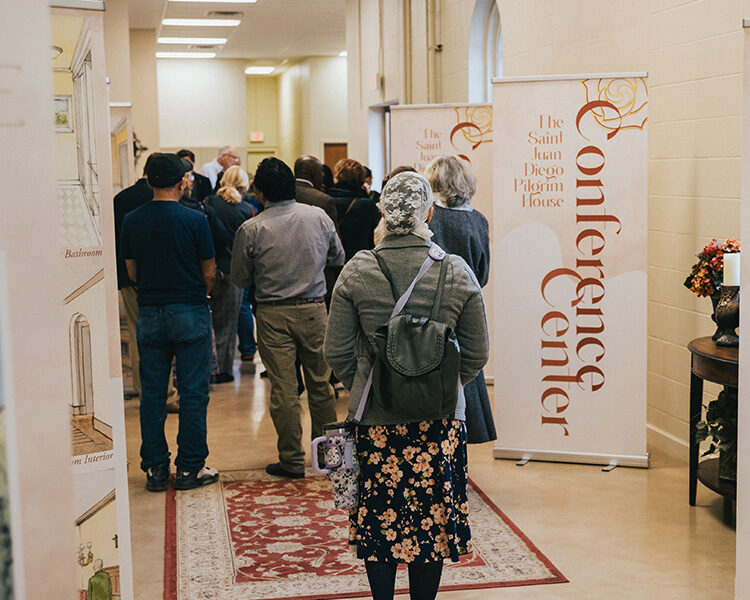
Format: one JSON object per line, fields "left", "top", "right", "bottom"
{"left": 424, "top": 155, "right": 496, "bottom": 445}
{"left": 205, "top": 165, "right": 255, "bottom": 383}
{"left": 324, "top": 171, "right": 489, "bottom": 600}
{"left": 201, "top": 145, "right": 240, "bottom": 189}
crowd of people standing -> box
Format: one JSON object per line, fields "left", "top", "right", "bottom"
{"left": 114, "top": 145, "right": 494, "bottom": 600}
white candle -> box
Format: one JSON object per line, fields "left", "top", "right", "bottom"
{"left": 723, "top": 252, "right": 741, "bottom": 286}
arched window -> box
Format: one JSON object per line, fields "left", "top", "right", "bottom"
{"left": 468, "top": 0, "right": 503, "bottom": 103}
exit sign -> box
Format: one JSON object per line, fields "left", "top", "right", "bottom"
{"left": 250, "top": 132, "right": 264, "bottom": 143}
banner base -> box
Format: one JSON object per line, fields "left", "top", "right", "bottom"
{"left": 493, "top": 447, "right": 650, "bottom": 469}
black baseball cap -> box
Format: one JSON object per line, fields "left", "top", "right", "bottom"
{"left": 146, "top": 153, "right": 189, "bottom": 188}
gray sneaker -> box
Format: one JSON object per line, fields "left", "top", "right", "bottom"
{"left": 174, "top": 466, "right": 219, "bottom": 490}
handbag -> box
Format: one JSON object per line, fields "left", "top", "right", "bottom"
{"left": 311, "top": 243, "right": 449, "bottom": 509}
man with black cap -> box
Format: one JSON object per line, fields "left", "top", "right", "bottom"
{"left": 114, "top": 153, "right": 179, "bottom": 413}
{"left": 120, "top": 153, "right": 220, "bottom": 492}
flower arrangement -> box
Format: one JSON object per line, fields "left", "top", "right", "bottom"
{"left": 683, "top": 238, "right": 741, "bottom": 299}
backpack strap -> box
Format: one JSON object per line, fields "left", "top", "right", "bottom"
{"left": 344, "top": 198, "right": 358, "bottom": 217}
{"left": 372, "top": 251, "right": 400, "bottom": 302}
{"left": 430, "top": 258, "right": 448, "bottom": 321}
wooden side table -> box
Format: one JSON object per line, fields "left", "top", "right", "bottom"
{"left": 688, "top": 337, "right": 737, "bottom": 522}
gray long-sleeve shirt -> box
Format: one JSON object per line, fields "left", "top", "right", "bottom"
{"left": 230, "top": 199, "right": 345, "bottom": 301}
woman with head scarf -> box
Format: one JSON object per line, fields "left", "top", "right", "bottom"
{"left": 324, "top": 172, "right": 489, "bottom": 600}
{"left": 424, "top": 155, "right": 496, "bottom": 444}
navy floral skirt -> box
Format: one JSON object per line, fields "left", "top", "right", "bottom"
{"left": 348, "top": 419, "right": 472, "bottom": 563}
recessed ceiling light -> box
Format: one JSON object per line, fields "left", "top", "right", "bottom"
{"left": 339, "top": 51, "right": 348, "bottom": 57}
{"left": 158, "top": 37, "right": 227, "bottom": 44}
{"left": 156, "top": 52, "right": 216, "bottom": 59}
{"left": 162, "top": 18, "right": 241, "bottom": 27}
{"left": 245, "top": 66, "right": 275, "bottom": 75}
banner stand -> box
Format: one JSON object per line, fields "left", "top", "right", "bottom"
{"left": 493, "top": 448, "right": 650, "bottom": 469}
{"left": 491, "top": 73, "right": 650, "bottom": 469}
{"left": 389, "top": 103, "right": 496, "bottom": 381}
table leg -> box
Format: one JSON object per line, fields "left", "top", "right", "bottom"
{"left": 722, "top": 498, "right": 735, "bottom": 526}
{"left": 689, "top": 370, "right": 703, "bottom": 506}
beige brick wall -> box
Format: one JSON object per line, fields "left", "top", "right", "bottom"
{"left": 346, "top": 0, "right": 747, "bottom": 459}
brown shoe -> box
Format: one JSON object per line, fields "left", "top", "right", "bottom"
{"left": 167, "top": 400, "right": 180, "bottom": 414}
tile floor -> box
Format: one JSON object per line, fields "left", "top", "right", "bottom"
{"left": 125, "top": 360, "right": 737, "bottom": 599}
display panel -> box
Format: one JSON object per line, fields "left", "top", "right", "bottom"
{"left": 492, "top": 74, "right": 649, "bottom": 467}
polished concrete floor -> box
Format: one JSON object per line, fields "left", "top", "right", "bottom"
{"left": 125, "top": 360, "right": 737, "bottom": 599}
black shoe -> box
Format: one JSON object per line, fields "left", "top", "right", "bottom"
{"left": 260, "top": 370, "right": 269, "bottom": 378}
{"left": 265, "top": 462, "right": 304, "bottom": 479}
{"left": 146, "top": 462, "right": 170, "bottom": 492}
{"left": 174, "top": 466, "right": 220, "bottom": 490}
{"left": 212, "top": 372, "right": 234, "bottom": 384}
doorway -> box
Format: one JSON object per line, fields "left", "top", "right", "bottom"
{"left": 70, "top": 313, "right": 94, "bottom": 416}
{"left": 323, "top": 142, "right": 348, "bottom": 169}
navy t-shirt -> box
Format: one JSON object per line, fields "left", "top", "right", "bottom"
{"left": 121, "top": 201, "right": 215, "bottom": 306}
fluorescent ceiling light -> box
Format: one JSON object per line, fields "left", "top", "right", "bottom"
{"left": 171, "top": 0, "right": 256, "bottom": 3}
{"left": 158, "top": 37, "right": 227, "bottom": 44}
{"left": 245, "top": 66, "right": 275, "bottom": 75}
{"left": 156, "top": 52, "right": 216, "bottom": 59}
{"left": 162, "top": 18, "right": 241, "bottom": 27}
{"left": 339, "top": 51, "right": 348, "bottom": 57}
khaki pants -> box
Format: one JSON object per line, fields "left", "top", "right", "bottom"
{"left": 256, "top": 302, "right": 337, "bottom": 473}
{"left": 120, "top": 287, "right": 178, "bottom": 401}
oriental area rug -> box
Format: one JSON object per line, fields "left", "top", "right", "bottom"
{"left": 164, "top": 470, "right": 567, "bottom": 600}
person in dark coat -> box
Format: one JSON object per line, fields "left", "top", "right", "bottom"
{"left": 179, "top": 159, "right": 232, "bottom": 275}
{"left": 177, "top": 149, "right": 213, "bottom": 202}
{"left": 327, "top": 158, "right": 380, "bottom": 262}
{"left": 294, "top": 155, "right": 341, "bottom": 305}
{"left": 424, "top": 155, "right": 496, "bottom": 444}
{"left": 321, "top": 163, "right": 334, "bottom": 193}
{"left": 294, "top": 155, "right": 339, "bottom": 232}
{"left": 203, "top": 165, "right": 254, "bottom": 383}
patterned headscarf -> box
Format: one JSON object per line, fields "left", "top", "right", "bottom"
{"left": 377, "top": 172, "right": 433, "bottom": 240}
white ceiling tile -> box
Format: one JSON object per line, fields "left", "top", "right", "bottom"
{"left": 128, "top": 0, "right": 346, "bottom": 58}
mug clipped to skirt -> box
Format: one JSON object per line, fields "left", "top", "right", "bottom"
{"left": 311, "top": 421, "right": 360, "bottom": 510}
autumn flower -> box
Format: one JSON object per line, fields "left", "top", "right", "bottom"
{"left": 684, "top": 238, "right": 741, "bottom": 299}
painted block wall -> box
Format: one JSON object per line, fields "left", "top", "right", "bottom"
{"left": 129, "top": 29, "right": 160, "bottom": 171}
{"left": 346, "top": 0, "right": 748, "bottom": 460}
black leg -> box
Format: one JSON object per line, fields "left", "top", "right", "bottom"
{"left": 407, "top": 561, "right": 443, "bottom": 600}
{"left": 689, "top": 369, "right": 703, "bottom": 506}
{"left": 365, "top": 561, "right": 398, "bottom": 600}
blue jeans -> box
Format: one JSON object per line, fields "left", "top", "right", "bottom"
{"left": 137, "top": 303, "right": 213, "bottom": 473}
{"left": 237, "top": 287, "right": 257, "bottom": 356}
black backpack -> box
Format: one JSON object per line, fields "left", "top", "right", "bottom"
{"left": 358, "top": 245, "right": 461, "bottom": 423}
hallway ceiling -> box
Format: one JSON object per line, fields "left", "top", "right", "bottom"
{"left": 128, "top": 0, "right": 346, "bottom": 60}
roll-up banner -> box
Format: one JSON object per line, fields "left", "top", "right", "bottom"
{"left": 389, "top": 104, "right": 496, "bottom": 380}
{"left": 51, "top": 7, "right": 135, "bottom": 597}
{"left": 492, "top": 74, "right": 649, "bottom": 468}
